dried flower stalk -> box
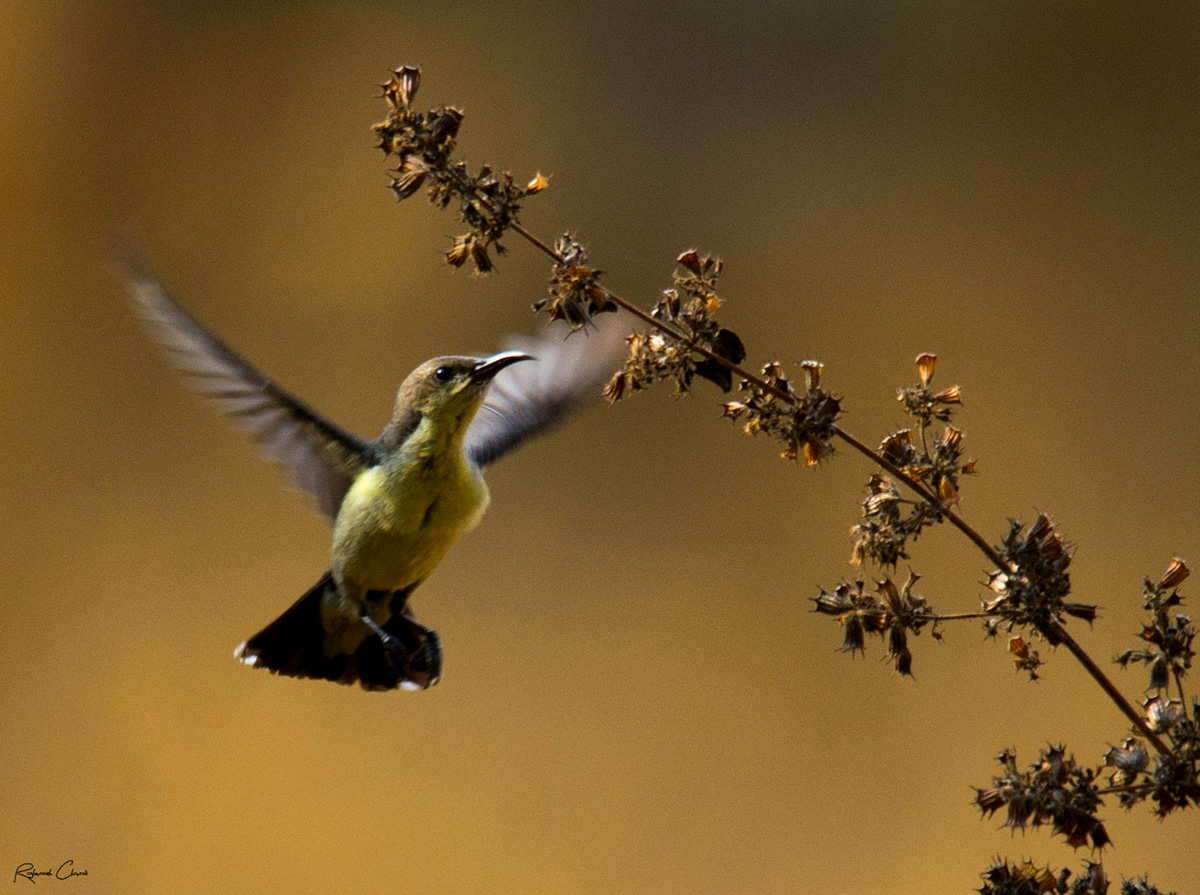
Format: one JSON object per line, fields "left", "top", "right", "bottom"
{"left": 372, "top": 63, "right": 1195, "bottom": 893}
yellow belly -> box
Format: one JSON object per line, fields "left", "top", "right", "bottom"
{"left": 331, "top": 459, "right": 490, "bottom": 593}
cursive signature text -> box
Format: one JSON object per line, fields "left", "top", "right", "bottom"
{"left": 13, "top": 861, "right": 88, "bottom": 883}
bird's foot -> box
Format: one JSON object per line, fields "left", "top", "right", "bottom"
{"left": 361, "top": 613, "right": 442, "bottom": 689}
{"left": 361, "top": 614, "right": 399, "bottom": 650}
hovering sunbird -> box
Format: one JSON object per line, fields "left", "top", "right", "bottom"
{"left": 125, "top": 265, "right": 618, "bottom": 691}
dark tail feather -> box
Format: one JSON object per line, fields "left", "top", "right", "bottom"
{"left": 234, "top": 572, "right": 441, "bottom": 692}
{"left": 234, "top": 571, "right": 351, "bottom": 683}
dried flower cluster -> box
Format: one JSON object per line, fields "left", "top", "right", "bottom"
{"left": 1133, "top": 702, "right": 1200, "bottom": 815}
{"left": 811, "top": 574, "right": 937, "bottom": 675}
{"left": 1119, "top": 877, "right": 1177, "bottom": 895}
{"left": 1098, "top": 561, "right": 1200, "bottom": 817}
{"left": 599, "top": 249, "right": 839, "bottom": 462}
{"left": 722, "top": 360, "right": 841, "bottom": 465}
{"left": 978, "top": 858, "right": 1063, "bottom": 895}
{"left": 975, "top": 746, "right": 1110, "bottom": 850}
{"left": 1008, "top": 635, "right": 1045, "bottom": 681}
{"left": 531, "top": 234, "right": 615, "bottom": 330}
{"left": 977, "top": 860, "right": 1175, "bottom": 895}
{"left": 850, "top": 471, "right": 941, "bottom": 567}
{"left": 977, "top": 858, "right": 1108, "bottom": 895}
{"left": 1102, "top": 727, "right": 1200, "bottom": 817}
{"left": 605, "top": 250, "right": 746, "bottom": 397}
{"left": 983, "top": 515, "right": 1097, "bottom": 645}
{"left": 901, "top": 352, "right": 963, "bottom": 425}
{"left": 967, "top": 564, "right": 1200, "bottom": 885}
{"left": 373, "top": 65, "right": 544, "bottom": 274}
{"left": 1115, "top": 559, "right": 1195, "bottom": 693}
{"left": 849, "top": 354, "right": 972, "bottom": 566}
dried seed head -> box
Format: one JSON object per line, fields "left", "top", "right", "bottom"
{"left": 534, "top": 235, "right": 615, "bottom": 330}
{"left": 655, "top": 288, "right": 681, "bottom": 319}
{"left": 444, "top": 233, "right": 494, "bottom": 274}
{"left": 898, "top": 355, "right": 961, "bottom": 426}
{"left": 676, "top": 249, "right": 703, "bottom": 275}
{"left": 1144, "top": 695, "right": 1183, "bottom": 733}
{"left": 427, "top": 106, "right": 464, "bottom": 142}
{"left": 396, "top": 65, "right": 420, "bottom": 106}
{"left": 469, "top": 237, "right": 494, "bottom": 273}
{"left": 977, "top": 859, "right": 1059, "bottom": 895}
{"left": 1121, "top": 558, "right": 1196, "bottom": 697}
{"left": 1160, "top": 557, "right": 1191, "bottom": 590}
{"left": 526, "top": 171, "right": 550, "bottom": 194}
{"left": 833, "top": 613, "right": 863, "bottom": 654}
{"left": 934, "top": 385, "right": 962, "bottom": 404}
{"left": 985, "top": 514, "right": 1086, "bottom": 644}
{"left": 380, "top": 65, "right": 421, "bottom": 111}
{"left": 615, "top": 247, "right": 754, "bottom": 400}
{"left": 801, "top": 360, "right": 823, "bottom": 390}
{"left": 389, "top": 156, "right": 429, "bottom": 199}
{"left": 1076, "top": 862, "right": 1109, "bottom": 895}
{"left": 879, "top": 429, "right": 917, "bottom": 469}
{"left": 889, "top": 625, "right": 913, "bottom": 676}
{"left": 975, "top": 786, "right": 1008, "bottom": 817}
{"left": 850, "top": 469, "right": 947, "bottom": 569}
{"left": 916, "top": 352, "right": 937, "bottom": 386}
{"left": 445, "top": 235, "right": 472, "bottom": 268}
{"left": 1008, "top": 636, "right": 1043, "bottom": 680}
{"left": 374, "top": 67, "right": 532, "bottom": 275}
{"left": 814, "top": 575, "right": 934, "bottom": 675}
{"left": 1103, "top": 738, "right": 1148, "bottom": 786}
{"left": 975, "top": 746, "right": 1110, "bottom": 852}
{"left": 1062, "top": 602, "right": 1097, "bottom": 623}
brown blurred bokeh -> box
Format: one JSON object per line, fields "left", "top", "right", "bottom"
{"left": 3, "top": 3, "right": 1199, "bottom": 892}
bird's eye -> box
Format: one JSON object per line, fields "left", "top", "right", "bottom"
{"left": 433, "top": 366, "right": 454, "bottom": 383}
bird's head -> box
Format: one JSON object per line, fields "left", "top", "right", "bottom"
{"left": 388, "top": 351, "right": 534, "bottom": 439}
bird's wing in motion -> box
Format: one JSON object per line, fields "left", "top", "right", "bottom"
{"left": 124, "top": 266, "right": 379, "bottom": 521}
{"left": 465, "top": 317, "right": 625, "bottom": 468}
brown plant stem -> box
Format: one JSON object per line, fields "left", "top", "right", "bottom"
{"left": 921, "top": 612, "right": 1000, "bottom": 622}
{"left": 1049, "top": 621, "right": 1171, "bottom": 755}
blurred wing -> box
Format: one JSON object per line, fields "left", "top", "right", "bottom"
{"left": 123, "top": 266, "right": 378, "bottom": 521}
{"left": 465, "top": 317, "right": 625, "bottom": 468}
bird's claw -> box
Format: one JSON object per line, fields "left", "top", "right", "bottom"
{"left": 362, "top": 613, "right": 442, "bottom": 689}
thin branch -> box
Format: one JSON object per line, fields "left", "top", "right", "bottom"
{"left": 1049, "top": 621, "right": 1170, "bottom": 756}
{"left": 918, "top": 611, "right": 1000, "bottom": 622}
{"left": 1096, "top": 782, "right": 1150, "bottom": 797}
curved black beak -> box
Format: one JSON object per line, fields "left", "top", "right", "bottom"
{"left": 469, "top": 351, "right": 535, "bottom": 383}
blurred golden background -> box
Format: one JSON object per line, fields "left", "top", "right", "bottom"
{"left": 3, "top": 3, "right": 1199, "bottom": 892}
